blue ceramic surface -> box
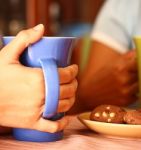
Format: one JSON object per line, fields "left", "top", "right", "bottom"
{"left": 3, "top": 36, "right": 75, "bottom": 142}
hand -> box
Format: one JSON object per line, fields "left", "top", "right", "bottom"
{"left": 83, "top": 50, "right": 138, "bottom": 109}
{"left": 108, "top": 50, "right": 138, "bottom": 105}
{"left": 75, "top": 40, "right": 138, "bottom": 112}
{"left": 0, "top": 24, "right": 78, "bottom": 133}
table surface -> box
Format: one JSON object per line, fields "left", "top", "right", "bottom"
{"left": 0, "top": 116, "right": 141, "bottom": 150}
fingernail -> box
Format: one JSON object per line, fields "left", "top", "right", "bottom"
{"left": 33, "top": 24, "right": 44, "bottom": 31}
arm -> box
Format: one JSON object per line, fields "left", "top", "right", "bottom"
{"left": 69, "top": 40, "right": 138, "bottom": 113}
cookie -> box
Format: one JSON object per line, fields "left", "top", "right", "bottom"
{"left": 124, "top": 110, "right": 141, "bottom": 125}
{"left": 90, "top": 104, "right": 125, "bottom": 123}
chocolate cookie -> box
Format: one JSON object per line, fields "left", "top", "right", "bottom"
{"left": 124, "top": 110, "right": 141, "bottom": 125}
{"left": 90, "top": 105, "right": 125, "bottom": 123}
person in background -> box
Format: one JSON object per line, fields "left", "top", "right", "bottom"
{"left": 69, "top": 0, "right": 141, "bottom": 113}
{"left": 0, "top": 24, "right": 78, "bottom": 134}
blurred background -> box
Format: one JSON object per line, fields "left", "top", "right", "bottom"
{"left": 0, "top": 0, "right": 104, "bottom": 71}
{"left": 0, "top": 0, "right": 104, "bottom": 36}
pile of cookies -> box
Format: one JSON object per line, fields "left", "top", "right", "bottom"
{"left": 90, "top": 104, "right": 141, "bottom": 125}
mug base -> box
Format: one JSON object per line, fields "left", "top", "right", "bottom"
{"left": 13, "top": 128, "right": 63, "bottom": 142}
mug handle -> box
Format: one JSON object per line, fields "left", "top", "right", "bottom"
{"left": 39, "top": 58, "right": 59, "bottom": 119}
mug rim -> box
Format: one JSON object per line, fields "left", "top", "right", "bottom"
{"left": 3, "top": 36, "right": 76, "bottom": 39}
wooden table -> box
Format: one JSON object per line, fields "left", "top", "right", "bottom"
{"left": 0, "top": 116, "right": 141, "bottom": 150}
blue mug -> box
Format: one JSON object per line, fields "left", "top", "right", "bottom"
{"left": 3, "top": 36, "right": 76, "bottom": 142}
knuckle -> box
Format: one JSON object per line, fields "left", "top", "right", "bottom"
{"left": 68, "top": 79, "right": 78, "bottom": 96}
{"left": 114, "top": 63, "right": 125, "bottom": 73}
{"left": 63, "top": 101, "right": 71, "bottom": 112}
{"left": 58, "top": 97, "right": 75, "bottom": 112}
{"left": 70, "top": 96, "right": 75, "bottom": 107}
{"left": 65, "top": 97, "right": 76, "bottom": 111}
{"left": 73, "top": 79, "right": 78, "bottom": 91}
{"left": 63, "top": 105, "right": 70, "bottom": 112}
{"left": 68, "top": 85, "right": 75, "bottom": 96}
{"left": 120, "top": 88, "right": 130, "bottom": 97}
{"left": 118, "top": 76, "right": 128, "bottom": 86}
{"left": 66, "top": 68, "right": 73, "bottom": 81}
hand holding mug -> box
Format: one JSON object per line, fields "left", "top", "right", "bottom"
{"left": 0, "top": 24, "right": 78, "bottom": 134}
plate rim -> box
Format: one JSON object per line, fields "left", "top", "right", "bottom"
{"left": 77, "top": 112, "right": 141, "bottom": 128}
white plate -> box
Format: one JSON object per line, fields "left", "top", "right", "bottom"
{"left": 77, "top": 112, "right": 141, "bottom": 138}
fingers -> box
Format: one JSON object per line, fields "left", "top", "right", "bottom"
{"left": 58, "top": 78, "right": 77, "bottom": 113}
{"left": 124, "top": 51, "right": 137, "bottom": 72}
{"left": 117, "top": 72, "right": 138, "bottom": 85}
{"left": 58, "top": 64, "right": 78, "bottom": 84}
{"left": 126, "top": 57, "right": 137, "bottom": 72}
{"left": 33, "top": 65, "right": 77, "bottom": 132}
{"left": 126, "top": 82, "right": 139, "bottom": 96}
{"left": 115, "top": 51, "right": 137, "bottom": 73}
{"left": 118, "top": 95, "right": 138, "bottom": 106}
{"left": 33, "top": 116, "right": 69, "bottom": 133}
{"left": 0, "top": 24, "right": 44, "bottom": 62}
{"left": 59, "top": 79, "right": 78, "bottom": 99}
{"left": 119, "top": 82, "right": 139, "bottom": 98}
{"left": 124, "top": 50, "right": 136, "bottom": 58}
{"left": 127, "top": 73, "right": 138, "bottom": 84}
{"left": 57, "top": 97, "right": 75, "bottom": 113}
{"left": 129, "top": 82, "right": 139, "bottom": 95}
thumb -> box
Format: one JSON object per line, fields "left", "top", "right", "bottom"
{"left": 0, "top": 24, "right": 44, "bottom": 62}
